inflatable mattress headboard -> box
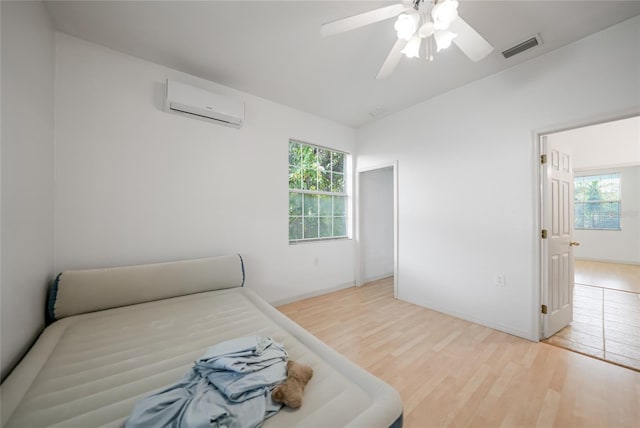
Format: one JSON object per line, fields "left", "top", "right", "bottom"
{"left": 48, "top": 254, "right": 245, "bottom": 322}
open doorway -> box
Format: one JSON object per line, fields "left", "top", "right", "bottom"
{"left": 540, "top": 116, "right": 640, "bottom": 371}
{"left": 356, "top": 163, "right": 398, "bottom": 298}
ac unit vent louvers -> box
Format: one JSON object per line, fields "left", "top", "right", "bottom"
{"left": 502, "top": 37, "right": 540, "bottom": 59}
{"left": 164, "top": 79, "right": 244, "bottom": 128}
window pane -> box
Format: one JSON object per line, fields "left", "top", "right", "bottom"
{"left": 289, "top": 166, "right": 301, "bottom": 190}
{"left": 332, "top": 172, "right": 344, "bottom": 193}
{"left": 333, "top": 217, "right": 346, "bottom": 236}
{"left": 303, "top": 194, "right": 318, "bottom": 216}
{"left": 600, "top": 202, "right": 620, "bottom": 229}
{"left": 300, "top": 144, "right": 316, "bottom": 164}
{"left": 319, "top": 195, "right": 332, "bottom": 216}
{"left": 289, "top": 217, "right": 302, "bottom": 240}
{"left": 332, "top": 152, "right": 344, "bottom": 173}
{"left": 303, "top": 168, "right": 318, "bottom": 190}
{"left": 600, "top": 176, "right": 620, "bottom": 200}
{"left": 318, "top": 149, "right": 331, "bottom": 170}
{"left": 575, "top": 173, "right": 620, "bottom": 202}
{"left": 319, "top": 217, "right": 332, "bottom": 238}
{"left": 333, "top": 196, "right": 346, "bottom": 216}
{"left": 304, "top": 217, "right": 319, "bottom": 239}
{"left": 289, "top": 141, "right": 301, "bottom": 167}
{"left": 319, "top": 170, "right": 331, "bottom": 192}
{"left": 301, "top": 146, "right": 320, "bottom": 190}
{"left": 575, "top": 201, "right": 620, "bottom": 229}
{"left": 289, "top": 192, "right": 302, "bottom": 216}
{"left": 575, "top": 203, "right": 585, "bottom": 229}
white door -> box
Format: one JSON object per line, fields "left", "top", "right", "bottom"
{"left": 542, "top": 136, "right": 578, "bottom": 338}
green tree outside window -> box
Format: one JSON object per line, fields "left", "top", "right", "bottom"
{"left": 574, "top": 173, "right": 621, "bottom": 230}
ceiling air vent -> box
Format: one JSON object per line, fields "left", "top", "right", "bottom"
{"left": 502, "top": 35, "right": 543, "bottom": 59}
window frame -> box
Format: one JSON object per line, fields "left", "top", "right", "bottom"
{"left": 288, "top": 139, "right": 350, "bottom": 243}
{"left": 574, "top": 171, "right": 622, "bottom": 231}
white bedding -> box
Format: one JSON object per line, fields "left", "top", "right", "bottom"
{"left": 2, "top": 286, "right": 402, "bottom": 427}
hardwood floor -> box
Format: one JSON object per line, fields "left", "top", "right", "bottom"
{"left": 575, "top": 260, "right": 640, "bottom": 293}
{"left": 278, "top": 277, "right": 640, "bottom": 428}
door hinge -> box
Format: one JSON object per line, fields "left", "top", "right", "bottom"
{"left": 541, "top": 154, "right": 547, "bottom": 164}
{"left": 541, "top": 229, "right": 547, "bottom": 239}
{"left": 541, "top": 304, "right": 548, "bottom": 314}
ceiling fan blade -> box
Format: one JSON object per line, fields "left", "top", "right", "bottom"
{"left": 321, "top": 3, "right": 408, "bottom": 37}
{"left": 376, "top": 38, "right": 408, "bottom": 80}
{"left": 449, "top": 17, "right": 493, "bottom": 62}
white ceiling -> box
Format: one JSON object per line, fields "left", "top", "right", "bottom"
{"left": 45, "top": 1, "right": 640, "bottom": 127}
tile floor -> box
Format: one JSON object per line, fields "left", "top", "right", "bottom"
{"left": 545, "top": 283, "right": 640, "bottom": 371}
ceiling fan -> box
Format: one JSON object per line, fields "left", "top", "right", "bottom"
{"left": 321, "top": 0, "right": 493, "bottom": 79}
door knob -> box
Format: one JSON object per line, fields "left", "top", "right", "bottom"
{"left": 569, "top": 241, "right": 580, "bottom": 247}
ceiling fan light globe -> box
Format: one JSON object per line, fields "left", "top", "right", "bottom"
{"left": 394, "top": 13, "right": 419, "bottom": 40}
{"left": 432, "top": 0, "right": 459, "bottom": 25}
{"left": 418, "top": 22, "right": 435, "bottom": 38}
{"left": 433, "top": 18, "right": 450, "bottom": 31}
{"left": 434, "top": 30, "right": 457, "bottom": 51}
{"left": 401, "top": 36, "right": 421, "bottom": 58}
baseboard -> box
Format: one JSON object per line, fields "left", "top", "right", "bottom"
{"left": 576, "top": 257, "right": 640, "bottom": 266}
{"left": 396, "top": 295, "right": 536, "bottom": 342}
{"left": 270, "top": 281, "right": 355, "bottom": 307}
{"left": 363, "top": 272, "right": 394, "bottom": 284}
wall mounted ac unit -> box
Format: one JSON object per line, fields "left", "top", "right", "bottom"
{"left": 164, "top": 79, "right": 244, "bottom": 128}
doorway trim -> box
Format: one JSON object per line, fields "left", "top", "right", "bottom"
{"left": 355, "top": 161, "right": 399, "bottom": 299}
{"left": 533, "top": 109, "right": 639, "bottom": 341}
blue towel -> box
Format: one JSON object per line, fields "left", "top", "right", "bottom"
{"left": 126, "top": 336, "right": 288, "bottom": 428}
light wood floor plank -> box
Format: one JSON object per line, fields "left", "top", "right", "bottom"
{"left": 278, "top": 277, "right": 640, "bottom": 427}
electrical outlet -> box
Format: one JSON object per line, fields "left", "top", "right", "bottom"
{"left": 495, "top": 275, "right": 506, "bottom": 287}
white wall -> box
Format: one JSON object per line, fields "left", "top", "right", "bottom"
{"left": 547, "top": 117, "right": 640, "bottom": 265}
{"left": 550, "top": 116, "right": 640, "bottom": 170}
{"left": 54, "top": 34, "right": 356, "bottom": 305}
{"left": 360, "top": 167, "right": 394, "bottom": 282}
{"left": 1, "top": 1, "right": 55, "bottom": 381}
{"left": 356, "top": 16, "right": 640, "bottom": 340}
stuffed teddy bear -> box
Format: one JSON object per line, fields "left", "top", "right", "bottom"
{"left": 272, "top": 360, "right": 313, "bottom": 408}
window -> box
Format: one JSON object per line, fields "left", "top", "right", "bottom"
{"left": 288, "top": 140, "right": 348, "bottom": 242}
{"left": 574, "top": 173, "right": 621, "bottom": 230}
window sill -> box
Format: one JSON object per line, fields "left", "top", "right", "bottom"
{"left": 575, "top": 228, "right": 622, "bottom": 231}
{"left": 289, "top": 237, "right": 351, "bottom": 245}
